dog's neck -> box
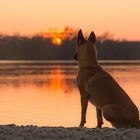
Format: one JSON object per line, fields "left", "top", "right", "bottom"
{"left": 78, "top": 57, "right": 98, "bottom": 68}
{"left": 77, "top": 62, "right": 102, "bottom": 75}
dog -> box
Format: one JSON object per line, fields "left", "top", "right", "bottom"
{"left": 74, "top": 29, "right": 140, "bottom": 128}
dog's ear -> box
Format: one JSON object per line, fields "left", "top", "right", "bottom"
{"left": 77, "top": 29, "right": 85, "bottom": 46}
{"left": 88, "top": 31, "right": 96, "bottom": 44}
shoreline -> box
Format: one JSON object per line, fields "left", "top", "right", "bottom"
{"left": 0, "top": 124, "right": 140, "bottom": 140}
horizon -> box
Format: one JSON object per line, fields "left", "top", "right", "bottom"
{"left": 0, "top": 0, "right": 140, "bottom": 41}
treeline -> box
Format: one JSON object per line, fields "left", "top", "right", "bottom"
{"left": 0, "top": 34, "right": 140, "bottom": 60}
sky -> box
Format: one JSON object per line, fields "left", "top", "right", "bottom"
{"left": 0, "top": 0, "right": 140, "bottom": 40}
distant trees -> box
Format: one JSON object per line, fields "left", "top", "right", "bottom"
{"left": 0, "top": 33, "right": 140, "bottom": 60}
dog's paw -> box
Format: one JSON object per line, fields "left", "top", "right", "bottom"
{"left": 96, "top": 124, "right": 103, "bottom": 128}
{"left": 79, "top": 123, "right": 85, "bottom": 128}
{"left": 96, "top": 126, "right": 102, "bottom": 129}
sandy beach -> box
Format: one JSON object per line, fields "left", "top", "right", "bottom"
{"left": 0, "top": 124, "right": 139, "bottom": 140}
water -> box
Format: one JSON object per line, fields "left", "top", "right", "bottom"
{"left": 0, "top": 61, "right": 140, "bottom": 128}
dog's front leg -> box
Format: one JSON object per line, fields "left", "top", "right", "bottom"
{"left": 79, "top": 95, "right": 88, "bottom": 127}
{"left": 96, "top": 107, "right": 103, "bottom": 128}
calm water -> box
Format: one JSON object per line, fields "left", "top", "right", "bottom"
{"left": 0, "top": 61, "right": 140, "bottom": 128}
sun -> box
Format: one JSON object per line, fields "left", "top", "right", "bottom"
{"left": 38, "top": 27, "right": 76, "bottom": 46}
{"left": 40, "top": 29, "right": 64, "bottom": 46}
{"left": 52, "top": 37, "right": 62, "bottom": 46}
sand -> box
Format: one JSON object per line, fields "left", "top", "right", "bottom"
{"left": 0, "top": 124, "right": 140, "bottom": 140}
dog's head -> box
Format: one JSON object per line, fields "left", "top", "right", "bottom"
{"left": 74, "top": 29, "right": 97, "bottom": 66}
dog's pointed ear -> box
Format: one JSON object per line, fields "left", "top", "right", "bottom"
{"left": 88, "top": 31, "right": 96, "bottom": 44}
{"left": 77, "top": 29, "right": 85, "bottom": 46}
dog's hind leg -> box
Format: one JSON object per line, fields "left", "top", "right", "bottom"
{"left": 103, "top": 104, "right": 131, "bottom": 128}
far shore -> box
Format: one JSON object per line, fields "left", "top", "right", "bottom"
{"left": 0, "top": 60, "right": 140, "bottom": 65}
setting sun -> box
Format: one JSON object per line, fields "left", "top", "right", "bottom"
{"left": 38, "top": 28, "right": 64, "bottom": 45}
{"left": 52, "top": 37, "right": 62, "bottom": 46}
{"left": 38, "top": 27, "right": 76, "bottom": 46}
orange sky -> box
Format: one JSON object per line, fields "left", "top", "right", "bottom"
{"left": 0, "top": 0, "right": 140, "bottom": 40}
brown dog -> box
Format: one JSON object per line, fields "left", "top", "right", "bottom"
{"left": 74, "top": 29, "right": 140, "bottom": 128}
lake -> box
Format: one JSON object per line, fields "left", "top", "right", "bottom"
{"left": 0, "top": 60, "right": 140, "bottom": 128}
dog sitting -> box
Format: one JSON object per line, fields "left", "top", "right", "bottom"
{"left": 74, "top": 29, "right": 140, "bottom": 128}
